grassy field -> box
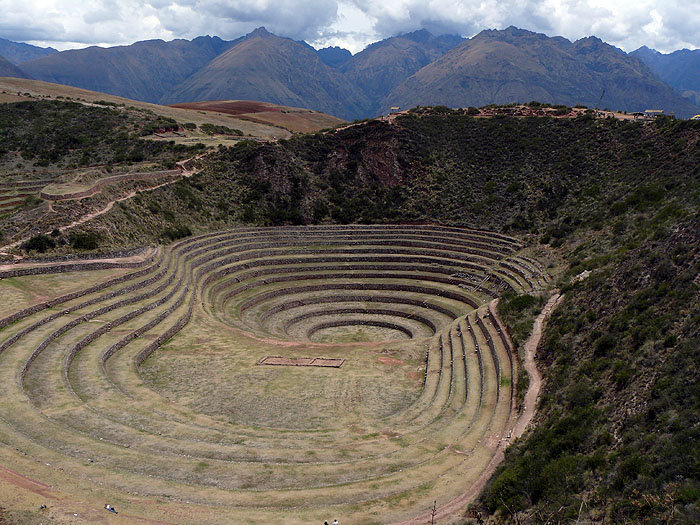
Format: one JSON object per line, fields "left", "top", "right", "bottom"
{"left": 0, "top": 268, "right": 133, "bottom": 316}
{"left": 0, "top": 225, "right": 554, "bottom": 524}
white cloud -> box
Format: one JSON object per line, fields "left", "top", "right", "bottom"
{"left": 342, "top": 0, "right": 699, "bottom": 52}
{"left": 0, "top": 0, "right": 697, "bottom": 53}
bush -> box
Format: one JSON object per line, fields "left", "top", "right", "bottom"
{"left": 594, "top": 334, "right": 616, "bottom": 357}
{"left": 140, "top": 117, "right": 178, "bottom": 136}
{"left": 21, "top": 234, "right": 55, "bottom": 253}
{"left": 23, "top": 195, "right": 42, "bottom": 208}
{"left": 200, "top": 123, "right": 243, "bottom": 136}
{"left": 70, "top": 231, "right": 101, "bottom": 250}
{"left": 161, "top": 224, "right": 192, "bottom": 241}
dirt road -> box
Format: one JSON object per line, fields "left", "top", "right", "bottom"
{"left": 395, "top": 292, "right": 564, "bottom": 524}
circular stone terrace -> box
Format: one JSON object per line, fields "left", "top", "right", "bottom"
{"left": 0, "top": 224, "right": 551, "bottom": 524}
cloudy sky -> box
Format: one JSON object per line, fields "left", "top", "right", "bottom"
{"left": 0, "top": 0, "right": 698, "bottom": 54}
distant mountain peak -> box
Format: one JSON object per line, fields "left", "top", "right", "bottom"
{"left": 575, "top": 35, "right": 605, "bottom": 46}
{"left": 248, "top": 27, "right": 271, "bottom": 38}
{"left": 633, "top": 45, "right": 662, "bottom": 57}
{"left": 474, "top": 26, "right": 545, "bottom": 42}
{"left": 400, "top": 29, "right": 433, "bottom": 43}
{"left": 317, "top": 46, "right": 352, "bottom": 68}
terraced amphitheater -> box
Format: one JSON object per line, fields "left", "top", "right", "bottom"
{"left": 0, "top": 224, "right": 551, "bottom": 523}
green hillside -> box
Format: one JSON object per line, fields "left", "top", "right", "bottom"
{"left": 0, "top": 99, "right": 198, "bottom": 168}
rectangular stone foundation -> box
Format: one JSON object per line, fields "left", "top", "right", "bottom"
{"left": 258, "top": 356, "right": 345, "bottom": 368}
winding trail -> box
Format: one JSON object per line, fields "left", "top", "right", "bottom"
{"left": 395, "top": 292, "right": 564, "bottom": 524}
{"left": 512, "top": 292, "right": 563, "bottom": 439}
{"left": 1, "top": 156, "right": 203, "bottom": 254}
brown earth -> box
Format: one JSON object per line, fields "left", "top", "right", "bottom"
{"left": 379, "top": 356, "right": 405, "bottom": 365}
{"left": 171, "top": 100, "right": 291, "bottom": 115}
{"left": 170, "top": 100, "right": 345, "bottom": 133}
{"left": 0, "top": 464, "right": 54, "bottom": 498}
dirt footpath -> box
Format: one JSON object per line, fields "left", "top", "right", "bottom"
{"left": 394, "top": 292, "right": 564, "bottom": 525}
{"left": 511, "top": 292, "right": 563, "bottom": 439}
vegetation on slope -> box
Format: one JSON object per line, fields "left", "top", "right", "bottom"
{"left": 0, "top": 100, "right": 199, "bottom": 168}
{"left": 116, "top": 109, "right": 699, "bottom": 235}
{"left": 483, "top": 214, "right": 700, "bottom": 522}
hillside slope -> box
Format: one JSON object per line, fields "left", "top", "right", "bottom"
{"left": 21, "top": 36, "right": 236, "bottom": 103}
{"left": 0, "top": 77, "right": 305, "bottom": 139}
{"left": 384, "top": 27, "right": 700, "bottom": 117}
{"left": 168, "top": 100, "right": 344, "bottom": 133}
{"left": 0, "top": 56, "right": 28, "bottom": 78}
{"left": 632, "top": 46, "right": 700, "bottom": 107}
{"left": 161, "top": 28, "right": 371, "bottom": 120}
{"left": 340, "top": 30, "right": 463, "bottom": 112}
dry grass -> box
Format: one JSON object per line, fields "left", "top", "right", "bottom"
{"left": 0, "top": 225, "right": 554, "bottom": 523}
{"left": 0, "top": 268, "right": 132, "bottom": 318}
{"left": 0, "top": 78, "right": 343, "bottom": 141}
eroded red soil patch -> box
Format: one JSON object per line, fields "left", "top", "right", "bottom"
{"left": 170, "top": 100, "right": 282, "bottom": 115}
{"left": 0, "top": 464, "right": 54, "bottom": 498}
{"left": 378, "top": 356, "right": 404, "bottom": 366}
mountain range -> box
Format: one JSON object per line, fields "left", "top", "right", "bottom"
{"left": 0, "top": 37, "right": 56, "bottom": 64}
{"left": 20, "top": 36, "right": 237, "bottom": 104}
{"left": 383, "top": 27, "right": 699, "bottom": 117}
{"left": 161, "top": 28, "right": 372, "bottom": 119}
{"left": 1, "top": 27, "right": 698, "bottom": 119}
{"left": 632, "top": 46, "right": 700, "bottom": 106}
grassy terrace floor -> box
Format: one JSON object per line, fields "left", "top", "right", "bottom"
{"left": 0, "top": 225, "right": 552, "bottom": 524}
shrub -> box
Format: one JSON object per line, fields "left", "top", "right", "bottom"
{"left": 70, "top": 231, "right": 101, "bottom": 250}
{"left": 594, "top": 334, "right": 616, "bottom": 357}
{"left": 161, "top": 225, "right": 192, "bottom": 241}
{"left": 200, "top": 123, "right": 243, "bottom": 136}
{"left": 21, "top": 234, "right": 55, "bottom": 253}
{"left": 23, "top": 195, "right": 42, "bottom": 208}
